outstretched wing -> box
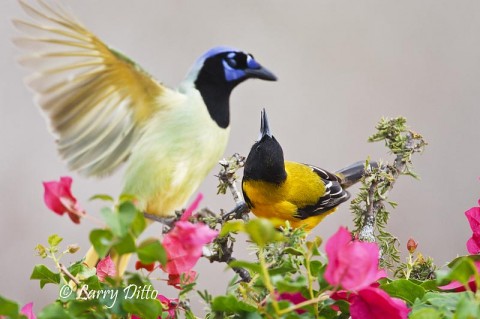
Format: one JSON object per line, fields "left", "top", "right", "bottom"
{"left": 13, "top": 0, "right": 176, "bottom": 176}
{"left": 294, "top": 165, "right": 350, "bottom": 219}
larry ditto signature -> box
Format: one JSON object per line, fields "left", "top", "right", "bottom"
{"left": 59, "top": 284, "right": 159, "bottom": 309}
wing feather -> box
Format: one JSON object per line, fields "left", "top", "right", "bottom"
{"left": 14, "top": 0, "right": 175, "bottom": 176}
{"left": 294, "top": 165, "right": 350, "bottom": 219}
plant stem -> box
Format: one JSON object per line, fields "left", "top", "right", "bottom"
{"left": 258, "top": 249, "right": 280, "bottom": 314}
{"left": 277, "top": 294, "right": 329, "bottom": 316}
{"left": 304, "top": 253, "right": 320, "bottom": 319}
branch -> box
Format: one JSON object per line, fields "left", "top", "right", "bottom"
{"left": 352, "top": 118, "right": 426, "bottom": 268}
{"left": 217, "top": 153, "right": 250, "bottom": 221}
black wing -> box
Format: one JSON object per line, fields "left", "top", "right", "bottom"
{"left": 294, "top": 165, "right": 350, "bottom": 220}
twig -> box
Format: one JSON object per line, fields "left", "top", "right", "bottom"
{"left": 217, "top": 154, "right": 250, "bottom": 221}
{"left": 143, "top": 213, "right": 176, "bottom": 228}
{"left": 59, "top": 263, "right": 89, "bottom": 298}
{"left": 59, "top": 263, "right": 80, "bottom": 286}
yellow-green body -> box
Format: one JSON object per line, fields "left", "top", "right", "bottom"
{"left": 123, "top": 90, "right": 230, "bottom": 216}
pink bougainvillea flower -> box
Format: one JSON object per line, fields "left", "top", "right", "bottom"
{"left": 43, "top": 176, "right": 84, "bottom": 224}
{"left": 162, "top": 221, "right": 218, "bottom": 274}
{"left": 439, "top": 260, "right": 480, "bottom": 292}
{"left": 135, "top": 261, "right": 156, "bottom": 272}
{"left": 277, "top": 292, "right": 308, "bottom": 314}
{"left": 350, "top": 287, "right": 410, "bottom": 319}
{"left": 180, "top": 193, "right": 204, "bottom": 221}
{"left": 466, "top": 202, "right": 480, "bottom": 254}
{"left": 96, "top": 255, "right": 117, "bottom": 282}
{"left": 132, "top": 295, "right": 178, "bottom": 319}
{"left": 161, "top": 194, "right": 217, "bottom": 275}
{"left": 158, "top": 295, "right": 178, "bottom": 318}
{"left": 167, "top": 270, "right": 197, "bottom": 289}
{"left": 20, "top": 302, "right": 36, "bottom": 319}
{"left": 325, "top": 227, "right": 386, "bottom": 291}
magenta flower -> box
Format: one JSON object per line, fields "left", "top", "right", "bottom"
{"left": 43, "top": 176, "right": 84, "bottom": 224}
{"left": 162, "top": 194, "right": 218, "bottom": 275}
{"left": 350, "top": 287, "right": 410, "bottom": 319}
{"left": 466, "top": 202, "right": 480, "bottom": 254}
{"left": 20, "top": 302, "right": 36, "bottom": 319}
{"left": 96, "top": 255, "right": 117, "bottom": 282}
{"left": 162, "top": 220, "right": 218, "bottom": 274}
{"left": 277, "top": 292, "right": 308, "bottom": 314}
{"left": 325, "top": 227, "right": 386, "bottom": 291}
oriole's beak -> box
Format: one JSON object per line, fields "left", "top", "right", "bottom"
{"left": 258, "top": 108, "right": 273, "bottom": 141}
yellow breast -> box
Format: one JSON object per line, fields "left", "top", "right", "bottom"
{"left": 243, "top": 161, "right": 336, "bottom": 232}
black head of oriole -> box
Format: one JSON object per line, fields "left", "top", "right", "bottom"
{"left": 242, "top": 109, "right": 372, "bottom": 232}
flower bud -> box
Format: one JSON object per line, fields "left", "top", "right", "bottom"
{"left": 67, "top": 244, "right": 80, "bottom": 254}
{"left": 407, "top": 238, "right": 418, "bottom": 253}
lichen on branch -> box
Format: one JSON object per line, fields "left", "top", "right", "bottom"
{"left": 351, "top": 117, "right": 427, "bottom": 270}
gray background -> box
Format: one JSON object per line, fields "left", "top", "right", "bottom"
{"left": 1, "top": 0, "right": 479, "bottom": 314}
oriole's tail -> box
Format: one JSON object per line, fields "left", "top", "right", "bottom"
{"left": 335, "top": 161, "right": 378, "bottom": 188}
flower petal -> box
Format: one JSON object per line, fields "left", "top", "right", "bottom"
{"left": 96, "top": 255, "right": 117, "bottom": 282}
{"left": 20, "top": 302, "right": 36, "bottom": 319}
{"left": 350, "top": 287, "right": 409, "bottom": 319}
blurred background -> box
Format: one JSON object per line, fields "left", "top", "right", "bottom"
{"left": 1, "top": 0, "right": 479, "bottom": 314}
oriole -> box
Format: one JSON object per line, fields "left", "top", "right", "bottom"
{"left": 242, "top": 109, "right": 372, "bottom": 232}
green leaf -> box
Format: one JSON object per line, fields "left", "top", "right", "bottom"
{"left": 309, "top": 260, "right": 323, "bottom": 277}
{"left": 437, "top": 257, "right": 477, "bottom": 287}
{"left": 119, "top": 193, "right": 137, "bottom": 203}
{"left": 131, "top": 211, "right": 147, "bottom": 237}
{"left": 48, "top": 234, "right": 63, "bottom": 247}
{"left": 113, "top": 233, "right": 137, "bottom": 255}
{"left": 447, "top": 254, "right": 480, "bottom": 268}
{"left": 0, "top": 295, "right": 20, "bottom": 318}
{"left": 30, "top": 265, "right": 60, "bottom": 288}
{"left": 244, "top": 218, "right": 283, "bottom": 247}
{"left": 96, "top": 288, "right": 126, "bottom": 314}
{"left": 101, "top": 202, "right": 138, "bottom": 238}
{"left": 89, "top": 229, "right": 114, "bottom": 258}
{"left": 211, "top": 295, "right": 256, "bottom": 312}
{"left": 276, "top": 276, "right": 307, "bottom": 292}
{"left": 82, "top": 275, "right": 103, "bottom": 291}
{"left": 419, "top": 280, "right": 439, "bottom": 291}
{"left": 58, "top": 284, "right": 76, "bottom": 302}
{"left": 423, "top": 291, "right": 466, "bottom": 314}
{"left": 66, "top": 299, "right": 105, "bottom": 318}
{"left": 269, "top": 260, "right": 296, "bottom": 276}
{"left": 283, "top": 247, "right": 304, "bottom": 256}
{"left": 456, "top": 294, "right": 480, "bottom": 319}
{"left": 228, "top": 260, "right": 261, "bottom": 274}
{"left": 137, "top": 239, "right": 167, "bottom": 265}
{"left": 68, "top": 261, "right": 95, "bottom": 278}
{"left": 219, "top": 220, "right": 245, "bottom": 237}
{"left": 380, "top": 279, "right": 425, "bottom": 304}
{"left": 409, "top": 308, "right": 442, "bottom": 319}
{"left": 89, "top": 194, "right": 114, "bottom": 202}
{"left": 122, "top": 298, "right": 162, "bottom": 319}
{"left": 118, "top": 201, "right": 138, "bottom": 228}
{"left": 38, "top": 302, "right": 73, "bottom": 319}
{"left": 100, "top": 207, "right": 123, "bottom": 237}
